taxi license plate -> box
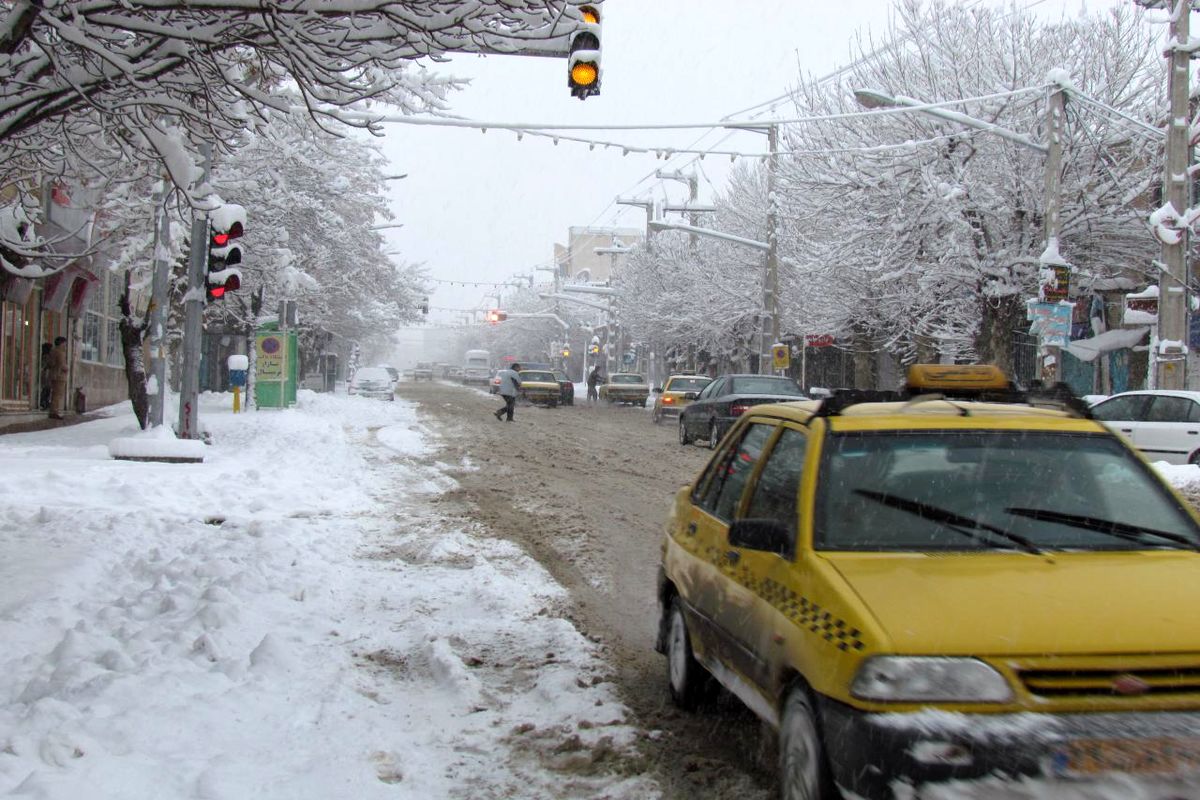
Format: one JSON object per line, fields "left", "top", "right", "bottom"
{"left": 1052, "top": 737, "right": 1200, "bottom": 777}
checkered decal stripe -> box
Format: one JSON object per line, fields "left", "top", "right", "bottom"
{"left": 696, "top": 542, "right": 865, "bottom": 651}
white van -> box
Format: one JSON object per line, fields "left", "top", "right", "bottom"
{"left": 462, "top": 350, "right": 491, "bottom": 385}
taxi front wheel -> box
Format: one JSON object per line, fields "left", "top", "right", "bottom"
{"left": 779, "top": 689, "right": 839, "bottom": 800}
{"left": 666, "top": 598, "right": 710, "bottom": 709}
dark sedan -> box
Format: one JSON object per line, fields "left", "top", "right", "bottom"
{"left": 678, "top": 374, "right": 807, "bottom": 448}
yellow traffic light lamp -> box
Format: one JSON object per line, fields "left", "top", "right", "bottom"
{"left": 568, "top": 5, "right": 601, "bottom": 99}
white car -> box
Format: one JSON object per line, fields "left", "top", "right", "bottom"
{"left": 348, "top": 367, "right": 395, "bottom": 401}
{"left": 1090, "top": 389, "right": 1200, "bottom": 464}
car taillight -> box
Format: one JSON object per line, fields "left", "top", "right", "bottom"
{"left": 731, "top": 403, "right": 750, "bottom": 416}
{"left": 663, "top": 396, "right": 674, "bottom": 404}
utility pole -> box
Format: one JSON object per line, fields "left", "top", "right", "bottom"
{"left": 764, "top": 124, "right": 780, "bottom": 375}
{"left": 1041, "top": 87, "right": 1067, "bottom": 384}
{"left": 178, "top": 143, "right": 212, "bottom": 440}
{"left": 616, "top": 197, "right": 657, "bottom": 244}
{"left": 1157, "top": 0, "right": 1192, "bottom": 389}
{"left": 149, "top": 177, "right": 172, "bottom": 428}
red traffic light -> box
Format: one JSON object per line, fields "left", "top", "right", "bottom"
{"left": 211, "top": 221, "right": 243, "bottom": 247}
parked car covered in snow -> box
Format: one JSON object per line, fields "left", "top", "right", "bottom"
{"left": 348, "top": 367, "right": 395, "bottom": 400}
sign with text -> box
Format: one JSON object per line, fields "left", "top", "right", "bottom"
{"left": 805, "top": 334, "right": 835, "bottom": 348}
{"left": 256, "top": 334, "right": 284, "bottom": 381}
{"left": 772, "top": 344, "right": 790, "bottom": 371}
{"left": 1026, "top": 300, "right": 1074, "bottom": 348}
{"left": 1040, "top": 264, "right": 1071, "bottom": 303}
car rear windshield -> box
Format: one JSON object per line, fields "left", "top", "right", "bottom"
{"left": 611, "top": 375, "right": 645, "bottom": 384}
{"left": 815, "top": 430, "right": 1200, "bottom": 552}
{"left": 354, "top": 369, "right": 390, "bottom": 383}
{"left": 730, "top": 377, "right": 804, "bottom": 396}
{"left": 521, "top": 371, "right": 555, "bottom": 382}
{"left": 667, "top": 377, "right": 711, "bottom": 391}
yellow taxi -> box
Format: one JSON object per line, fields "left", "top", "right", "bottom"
{"left": 655, "top": 365, "right": 1200, "bottom": 799}
{"left": 652, "top": 374, "right": 713, "bottom": 424}
{"left": 516, "top": 368, "right": 561, "bottom": 408}
{"left": 598, "top": 372, "right": 650, "bottom": 406}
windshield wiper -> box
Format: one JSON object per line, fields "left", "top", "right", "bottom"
{"left": 1004, "top": 507, "right": 1200, "bottom": 551}
{"left": 855, "top": 490, "right": 1042, "bottom": 555}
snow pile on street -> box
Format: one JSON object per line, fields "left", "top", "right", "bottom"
{"left": 0, "top": 391, "right": 656, "bottom": 799}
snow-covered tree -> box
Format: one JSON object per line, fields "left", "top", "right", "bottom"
{"left": 774, "top": 1, "right": 1162, "bottom": 378}
{"left": 0, "top": 1, "right": 592, "bottom": 198}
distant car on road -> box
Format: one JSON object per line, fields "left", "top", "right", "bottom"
{"left": 599, "top": 373, "right": 650, "bottom": 407}
{"left": 463, "top": 350, "right": 492, "bottom": 386}
{"left": 412, "top": 362, "right": 434, "bottom": 381}
{"left": 1090, "top": 389, "right": 1200, "bottom": 464}
{"left": 348, "top": 367, "right": 395, "bottom": 401}
{"left": 679, "top": 373, "right": 806, "bottom": 448}
{"left": 652, "top": 374, "right": 712, "bottom": 424}
{"left": 517, "top": 369, "right": 561, "bottom": 407}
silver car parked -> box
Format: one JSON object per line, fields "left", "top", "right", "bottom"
{"left": 1090, "top": 389, "right": 1200, "bottom": 464}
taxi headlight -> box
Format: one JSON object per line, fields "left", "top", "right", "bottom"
{"left": 850, "top": 656, "right": 1013, "bottom": 703}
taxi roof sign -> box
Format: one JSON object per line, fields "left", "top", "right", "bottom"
{"left": 906, "top": 364, "right": 1010, "bottom": 393}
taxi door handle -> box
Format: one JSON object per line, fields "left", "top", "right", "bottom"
{"left": 725, "top": 550, "right": 740, "bottom": 564}
{"left": 686, "top": 523, "right": 697, "bottom": 536}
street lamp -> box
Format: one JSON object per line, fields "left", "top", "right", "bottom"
{"left": 852, "top": 89, "right": 1047, "bottom": 153}
{"left": 853, "top": 85, "right": 1066, "bottom": 382}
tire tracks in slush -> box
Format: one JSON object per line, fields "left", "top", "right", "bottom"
{"left": 395, "top": 381, "right": 780, "bottom": 800}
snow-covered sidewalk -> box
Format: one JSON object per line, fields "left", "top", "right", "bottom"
{"left": 0, "top": 392, "right": 655, "bottom": 799}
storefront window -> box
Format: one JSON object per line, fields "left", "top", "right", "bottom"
{"left": 106, "top": 319, "right": 123, "bottom": 366}
{"left": 81, "top": 311, "right": 102, "bottom": 362}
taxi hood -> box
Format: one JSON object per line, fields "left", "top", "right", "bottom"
{"left": 824, "top": 552, "right": 1200, "bottom": 655}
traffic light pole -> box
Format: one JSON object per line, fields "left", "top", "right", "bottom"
{"left": 178, "top": 143, "right": 212, "bottom": 440}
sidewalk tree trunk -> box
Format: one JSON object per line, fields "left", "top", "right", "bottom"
{"left": 119, "top": 270, "right": 153, "bottom": 429}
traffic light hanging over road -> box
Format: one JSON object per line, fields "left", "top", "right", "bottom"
{"left": 486, "top": 310, "right": 508, "bottom": 323}
{"left": 568, "top": 5, "right": 601, "bottom": 100}
{"left": 207, "top": 204, "right": 245, "bottom": 302}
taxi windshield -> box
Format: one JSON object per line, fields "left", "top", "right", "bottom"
{"left": 815, "top": 431, "right": 1200, "bottom": 552}
{"left": 520, "top": 371, "right": 555, "bottom": 382}
{"left": 667, "top": 377, "right": 710, "bottom": 391}
{"left": 611, "top": 375, "right": 645, "bottom": 384}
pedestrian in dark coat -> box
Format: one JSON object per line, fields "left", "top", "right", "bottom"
{"left": 38, "top": 342, "right": 52, "bottom": 410}
{"left": 587, "top": 365, "right": 603, "bottom": 404}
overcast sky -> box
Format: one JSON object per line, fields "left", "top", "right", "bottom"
{"left": 377, "top": 0, "right": 1125, "bottom": 334}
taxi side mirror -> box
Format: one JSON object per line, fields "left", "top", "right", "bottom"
{"left": 728, "top": 518, "right": 792, "bottom": 556}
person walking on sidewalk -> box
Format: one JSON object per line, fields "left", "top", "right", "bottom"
{"left": 493, "top": 362, "right": 522, "bottom": 422}
{"left": 47, "top": 336, "right": 68, "bottom": 420}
